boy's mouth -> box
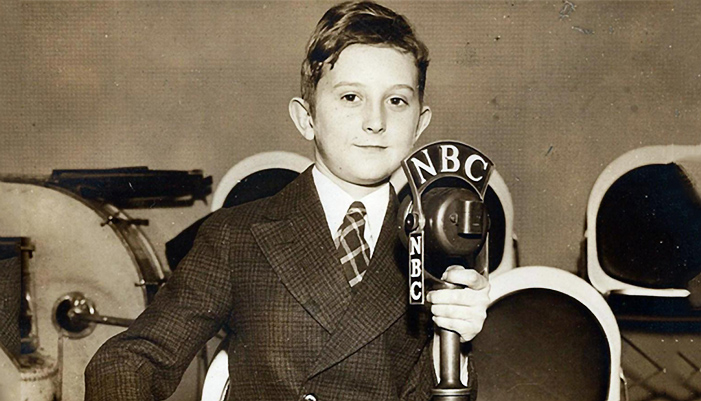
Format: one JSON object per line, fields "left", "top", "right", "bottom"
{"left": 355, "top": 145, "right": 388, "bottom": 151}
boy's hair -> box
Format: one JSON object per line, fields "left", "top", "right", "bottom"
{"left": 301, "top": 1, "right": 430, "bottom": 114}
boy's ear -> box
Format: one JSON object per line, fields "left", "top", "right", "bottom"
{"left": 414, "top": 105, "right": 432, "bottom": 142}
{"left": 288, "top": 97, "right": 315, "bottom": 141}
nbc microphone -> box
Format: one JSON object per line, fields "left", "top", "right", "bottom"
{"left": 397, "top": 141, "right": 493, "bottom": 401}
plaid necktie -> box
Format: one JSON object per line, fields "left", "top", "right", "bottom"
{"left": 335, "top": 201, "right": 371, "bottom": 287}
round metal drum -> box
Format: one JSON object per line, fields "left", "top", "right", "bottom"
{"left": 0, "top": 343, "right": 20, "bottom": 401}
{"left": 20, "top": 351, "right": 59, "bottom": 401}
{"left": 0, "top": 181, "right": 165, "bottom": 401}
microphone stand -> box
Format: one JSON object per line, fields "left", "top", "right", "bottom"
{"left": 405, "top": 193, "right": 488, "bottom": 401}
{"left": 398, "top": 140, "right": 494, "bottom": 401}
{"left": 432, "top": 280, "right": 470, "bottom": 401}
{"left": 427, "top": 252, "right": 486, "bottom": 401}
{"left": 435, "top": 327, "right": 469, "bottom": 401}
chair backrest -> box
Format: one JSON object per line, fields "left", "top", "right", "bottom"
{"left": 391, "top": 168, "right": 518, "bottom": 276}
{"left": 586, "top": 144, "right": 701, "bottom": 297}
{"left": 211, "top": 151, "right": 312, "bottom": 212}
{"left": 167, "top": 151, "right": 312, "bottom": 270}
{"left": 471, "top": 266, "right": 622, "bottom": 401}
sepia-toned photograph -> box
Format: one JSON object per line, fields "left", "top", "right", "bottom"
{"left": 1, "top": 1, "right": 700, "bottom": 400}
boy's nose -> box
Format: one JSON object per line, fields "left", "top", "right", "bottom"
{"left": 362, "top": 102, "right": 386, "bottom": 134}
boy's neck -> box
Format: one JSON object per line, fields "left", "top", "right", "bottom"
{"left": 314, "top": 163, "right": 388, "bottom": 200}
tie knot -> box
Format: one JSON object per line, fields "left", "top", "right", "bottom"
{"left": 346, "top": 201, "right": 367, "bottom": 221}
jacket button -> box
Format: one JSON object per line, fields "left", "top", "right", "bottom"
{"left": 303, "top": 394, "right": 317, "bottom": 401}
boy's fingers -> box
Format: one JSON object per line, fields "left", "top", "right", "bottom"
{"left": 442, "top": 265, "right": 463, "bottom": 274}
{"left": 430, "top": 304, "right": 487, "bottom": 321}
{"left": 432, "top": 316, "right": 484, "bottom": 342}
{"left": 426, "top": 287, "right": 490, "bottom": 306}
{"left": 441, "top": 266, "right": 489, "bottom": 290}
{"left": 429, "top": 267, "right": 490, "bottom": 343}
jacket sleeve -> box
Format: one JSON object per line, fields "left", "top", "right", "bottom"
{"left": 85, "top": 213, "right": 233, "bottom": 401}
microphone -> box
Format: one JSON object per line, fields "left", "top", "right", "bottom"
{"left": 397, "top": 141, "right": 494, "bottom": 401}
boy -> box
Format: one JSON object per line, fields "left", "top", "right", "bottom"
{"left": 85, "top": 2, "right": 489, "bottom": 400}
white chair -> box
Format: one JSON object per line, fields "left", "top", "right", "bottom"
{"left": 481, "top": 169, "right": 518, "bottom": 277}
{"left": 211, "top": 151, "right": 312, "bottom": 212}
{"left": 471, "top": 266, "right": 623, "bottom": 401}
{"left": 585, "top": 144, "right": 701, "bottom": 298}
{"left": 201, "top": 342, "right": 229, "bottom": 401}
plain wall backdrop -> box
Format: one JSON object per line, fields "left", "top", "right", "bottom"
{"left": 2, "top": 0, "right": 700, "bottom": 287}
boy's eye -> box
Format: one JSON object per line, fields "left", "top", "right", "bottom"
{"left": 389, "top": 97, "right": 408, "bottom": 106}
{"left": 341, "top": 94, "right": 359, "bottom": 102}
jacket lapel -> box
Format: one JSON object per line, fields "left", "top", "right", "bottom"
{"left": 251, "top": 168, "right": 352, "bottom": 334}
{"left": 308, "top": 192, "right": 408, "bottom": 379}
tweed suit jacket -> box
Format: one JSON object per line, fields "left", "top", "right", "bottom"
{"left": 85, "top": 167, "right": 439, "bottom": 401}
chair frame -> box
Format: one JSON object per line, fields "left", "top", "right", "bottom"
{"left": 585, "top": 144, "right": 701, "bottom": 297}
{"left": 211, "top": 151, "right": 313, "bottom": 212}
{"left": 488, "top": 266, "right": 623, "bottom": 401}
{"left": 201, "top": 346, "right": 229, "bottom": 401}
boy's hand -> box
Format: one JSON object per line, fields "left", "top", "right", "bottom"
{"left": 426, "top": 265, "right": 490, "bottom": 342}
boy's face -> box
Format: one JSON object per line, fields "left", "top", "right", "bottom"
{"left": 291, "top": 44, "right": 431, "bottom": 196}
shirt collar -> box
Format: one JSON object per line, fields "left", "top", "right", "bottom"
{"left": 312, "top": 166, "right": 389, "bottom": 253}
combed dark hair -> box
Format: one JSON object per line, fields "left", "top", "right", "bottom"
{"left": 301, "top": 1, "right": 430, "bottom": 113}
